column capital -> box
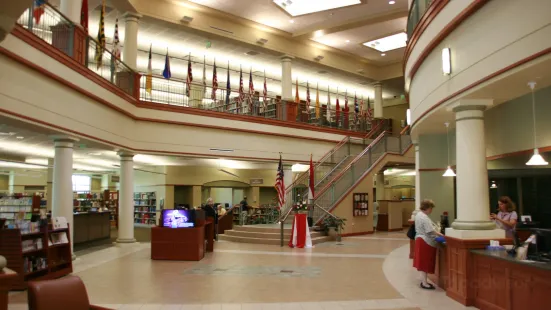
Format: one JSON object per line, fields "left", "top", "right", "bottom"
{"left": 449, "top": 99, "right": 493, "bottom": 112}
{"left": 280, "top": 55, "right": 295, "bottom": 62}
{"left": 122, "top": 12, "right": 142, "bottom": 21}
{"left": 372, "top": 81, "right": 382, "bottom": 87}
{"left": 50, "top": 135, "right": 79, "bottom": 147}
{"left": 117, "top": 151, "right": 136, "bottom": 159}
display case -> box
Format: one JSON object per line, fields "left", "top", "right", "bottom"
{"left": 353, "top": 193, "right": 369, "bottom": 216}
{"left": 134, "top": 192, "right": 157, "bottom": 226}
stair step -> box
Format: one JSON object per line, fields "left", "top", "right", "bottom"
{"left": 225, "top": 230, "right": 324, "bottom": 239}
{"left": 218, "top": 234, "right": 333, "bottom": 245}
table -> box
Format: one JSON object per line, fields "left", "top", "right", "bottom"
{"left": 288, "top": 213, "right": 312, "bottom": 248}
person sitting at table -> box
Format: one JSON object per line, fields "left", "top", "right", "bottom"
{"left": 490, "top": 196, "right": 518, "bottom": 238}
{"left": 217, "top": 204, "right": 226, "bottom": 217}
{"left": 413, "top": 199, "right": 444, "bottom": 290}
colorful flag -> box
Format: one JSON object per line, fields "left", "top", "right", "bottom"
{"left": 326, "top": 85, "right": 331, "bottom": 122}
{"left": 344, "top": 91, "right": 350, "bottom": 129}
{"left": 366, "top": 97, "right": 372, "bottom": 122}
{"left": 94, "top": 0, "right": 106, "bottom": 70}
{"left": 238, "top": 66, "right": 244, "bottom": 113}
{"left": 162, "top": 48, "right": 171, "bottom": 79}
{"left": 145, "top": 44, "right": 152, "bottom": 93}
{"left": 295, "top": 78, "right": 300, "bottom": 103}
{"left": 275, "top": 154, "right": 285, "bottom": 210}
{"left": 263, "top": 70, "right": 268, "bottom": 111}
{"left": 211, "top": 60, "right": 218, "bottom": 100}
{"left": 185, "top": 53, "right": 192, "bottom": 97}
{"left": 80, "top": 0, "right": 89, "bottom": 32}
{"left": 112, "top": 18, "right": 121, "bottom": 59}
{"left": 335, "top": 88, "right": 340, "bottom": 127}
{"left": 315, "top": 83, "right": 320, "bottom": 119}
{"left": 248, "top": 68, "right": 254, "bottom": 112}
{"left": 308, "top": 154, "right": 314, "bottom": 201}
{"left": 354, "top": 92, "right": 359, "bottom": 124}
{"left": 306, "top": 81, "right": 311, "bottom": 116}
{"left": 33, "top": 0, "right": 47, "bottom": 24}
{"left": 225, "top": 61, "right": 230, "bottom": 107}
{"left": 202, "top": 56, "right": 207, "bottom": 97}
{"left": 360, "top": 96, "right": 364, "bottom": 121}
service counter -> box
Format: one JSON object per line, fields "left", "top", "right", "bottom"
{"left": 151, "top": 218, "right": 215, "bottom": 261}
{"left": 73, "top": 212, "right": 111, "bottom": 245}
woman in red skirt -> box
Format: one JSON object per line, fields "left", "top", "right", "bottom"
{"left": 413, "top": 199, "right": 443, "bottom": 290}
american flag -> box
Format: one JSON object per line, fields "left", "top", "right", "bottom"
{"left": 354, "top": 92, "right": 359, "bottom": 124}
{"left": 263, "top": 71, "right": 268, "bottom": 111}
{"left": 185, "top": 53, "right": 192, "bottom": 97}
{"left": 248, "top": 68, "right": 254, "bottom": 112}
{"left": 306, "top": 81, "right": 311, "bottom": 115}
{"left": 275, "top": 154, "right": 285, "bottom": 210}
{"left": 112, "top": 18, "right": 121, "bottom": 59}
{"left": 360, "top": 96, "right": 364, "bottom": 120}
{"left": 33, "top": 0, "right": 47, "bottom": 24}
{"left": 211, "top": 60, "right": 218, "bottom": 100}
{"left": 238, "top": 67, "right": 244, "bottom": 113}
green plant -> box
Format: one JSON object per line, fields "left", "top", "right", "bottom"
{"left": 322, "top": 216, "right": 346, "bottom": 234}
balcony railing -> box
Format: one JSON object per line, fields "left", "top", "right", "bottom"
{"left": 16, "top": 3, "right": 138, "bottom": 97}
{"left": 406, "top": 0, "right": 435, "bottom": 38}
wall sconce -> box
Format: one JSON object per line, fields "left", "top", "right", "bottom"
{"left": 442, "top": 48, "right": 451, "bottom": 75}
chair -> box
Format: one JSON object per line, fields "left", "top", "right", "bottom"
{"left": 27, "top": 276, "right": 112, "bottom": 310}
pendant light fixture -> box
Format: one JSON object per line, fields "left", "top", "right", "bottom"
{"left": 443, "top": 122, "right": 456, "bottom": 177}
{"left": 526, "top": 82, "right": 548, "bottom": 166}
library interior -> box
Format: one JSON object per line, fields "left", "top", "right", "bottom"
{"left": 1, "top": 0, "right": 551, "bottom": 310}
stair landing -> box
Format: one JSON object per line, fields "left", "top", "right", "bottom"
{"left": 219, "top": 224, "right": 333, "bottom": 245}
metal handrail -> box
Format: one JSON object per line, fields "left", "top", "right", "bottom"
{"left": 279, "top": 203, "right": 339, "bottom": 246}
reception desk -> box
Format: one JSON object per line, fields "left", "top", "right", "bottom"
{"left": 151, "top": 218, "right": 214, "bottom": 261}
{"left": 73, "top": 212, "right": 111, "bottom": 245}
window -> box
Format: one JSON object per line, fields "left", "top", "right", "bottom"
{"left": 72, "top": 175, "right": 91, "bottom": 192}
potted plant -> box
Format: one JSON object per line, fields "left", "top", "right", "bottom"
{"left": 293, "top": 194, "right": 308, "bottom": 214}
{"left": 322, "top": 216, "right": 346, "bottom": 242}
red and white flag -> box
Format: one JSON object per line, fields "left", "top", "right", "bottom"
{"left": 238, "top": 66, "right": 244, "bottom": 113}
{"left": 248, "top": 68, "right": 254, "bottom": 112}
{"left": 211, "top": 60, "right": 218, "bottom": 100}
{"left": 275, "top": 154, "right": 285, "bottom": 210}
{"left": 185, "top": 53, "right": 192, "bottom": 97}
{"left": 308, "top": 154, "right": 314, "bottom": 201}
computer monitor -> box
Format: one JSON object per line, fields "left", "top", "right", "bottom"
{"left": 533, "top": 228, "right": 551, "bottom": 254}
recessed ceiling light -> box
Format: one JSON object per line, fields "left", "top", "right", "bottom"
{"left": 289, "top": 20, "right": 295, "bottom": 23}
{"left": 345, "top": 40, "right": 350, "bottom": 43}
{"left": 16, "top": 136, "right": 24, "bottom": 139}
{"left": 381, "top": 53, "right": 386, "bottom": 56}
{"left": 363, "top": 32, "right": 407, "bottom": 52}
{"left": 275, "top": 0, "right": 361, "bottom": 17}
{"left": 389, "top": 1, "right": 396, "bottom": 4}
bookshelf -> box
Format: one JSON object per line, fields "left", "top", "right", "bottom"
{"left": 72, "top": 191, "right": 103, "bottom": 213}
{"left": 134, "top": 192, "right": 157, "bottom": 226}
{"left": 104, "top": 190, "right": 119, "bottom": 228}
{"left": 0, "top": 224, "right": 73, "bottom": 290}
{"left": 0, "top": 195, "right": 41, "bottom": 228}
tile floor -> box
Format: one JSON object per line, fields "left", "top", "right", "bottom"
{"left": 7, "top": 231, "right": 470, "bottom": 310}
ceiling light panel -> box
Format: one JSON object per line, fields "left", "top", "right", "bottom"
{"left": 363, "top": 32, "right": 407, "bottom": 52}
{"left": 273, "top": 0, "right": 361, "bottom": 16}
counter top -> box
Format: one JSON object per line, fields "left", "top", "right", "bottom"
{"left": 471, "top": 249, "right": 551, "bottom": 271}
{"left": 73, "top": 211, "right": 111, "bottom": 215}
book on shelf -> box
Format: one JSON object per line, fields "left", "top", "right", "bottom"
{"left": 22, "top": 238, "right": 43, "bottom": 252}
{"left": 52, "top": 217, "right": 68, "bottom": 230}
{"left": 23, "top": 256, "right": 47, "bottom": 274}
{"left": 50, "top": 231, "right": 68, "bottom": 245}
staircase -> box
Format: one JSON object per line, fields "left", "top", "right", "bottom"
{"left": 219, "top": 225, "right": 332, "bottom": 245}
{"left": 312, "top": 130, "right": 413, "bottom": 224}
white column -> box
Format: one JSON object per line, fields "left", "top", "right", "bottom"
{"left": 412, "top": 140, "right": 420, "bottom": 219}
{"left": 376, "top": 172, "right": 385, "bottom": 201}
{"left": 447, "top": 100, "right": 504, "bottom": 239}
{"left": 60, "top": 0, "right": 82, "bottom": 25}
{"left": 46, "top": 158, "right": 54, "bottom": 211}
{"left": 122, "top": 12, "right": 142, "bottom": 71}
{"left": 117, "top": 152, "right": 136, "bottom": 243}
{"left": 373, "top": 82, "right": 383, "bottom": 118}
{"left": 51, "top": 136, "right": 79, "bottom": 259}
{"left": 281, "top": 55, "right": 294, "bottom": 101}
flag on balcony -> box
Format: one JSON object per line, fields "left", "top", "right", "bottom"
{"left": 248, "top": 68, "right": 254, "bottom": 113}
{"left": 238, "top": 66, "right": 244, "bottom": 113}
{"left": 308, "top": 154, "right": 314, "bottom": 201}
{"left": 326, "top": 85, "right": 331, "bottom": 122}
{"left": 360, "top": 96, "right": 364, "bottom": 121}
{"left": 202, "top": 56, "right": 207, "bottom": 98}
{"left": 225, "top": 61, "right": 230, "bottom": 107}
{"left": 80, "top": 0, "right": 89, "bottom": 32}
{"left": 145, "top": 44, "right": 152, "bottom": 93}
{"left": 33, "top": 0, "right": 47, "bottom": 24}
{"left": 94, "top": 0, "right": 106, "bottom": 70}
{"left": 335, "top": 88, "right": 340, "bottom": 127}
{"left": 295, "top": 78, "right": 300, "bottom": 103}
{"left": 211, "top": 60, "right": 218, "bottom": 100}
{"left": 315, "top": 83, "right": 320, "bottom": 119}
{"left": 366, "top": 97, "right": 372, "bottom": 122}
{"left": 354, "top": 92, "right": 359, "bottom": 124}
{"left": 186, "top": 53, "right": 192, "bottom": 97}
{"left": 112, "top": 18, "right": 121, "bottom": 59}
{"left": 306, "top": 81, "right": 311, "bottom": 116}
{"left": 162, "top": 48, "right": 171, "bottom": 79}
{"left": 343, "top": 91, "right": 349, "bottom": 129}
{"left": 262, "top": 70, "right": 268, "bottom": 111}
{"left": 275, "top": 154, "right": 285, "bottom": 210}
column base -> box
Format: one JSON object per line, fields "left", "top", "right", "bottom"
{"left": 445, "top": 228, "right": 505, "bottom": 239}
{"left": 451, "top": 220, "right": 496, "bottom": 231}
{"left": 116, "top": 238, "right": 137, "bottom": 243}
{"left": 71, "top": 254, "right": 76, "bottom": 261}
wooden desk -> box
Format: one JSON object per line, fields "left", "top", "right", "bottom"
{"left": 73, "top": 212, "right": 111, "bottom": 245}
{"left": 0, "top": 268, "right": 17, "bottom": 310}
{"left": 151, "top": 226, "right": 206, "bottom": 261}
